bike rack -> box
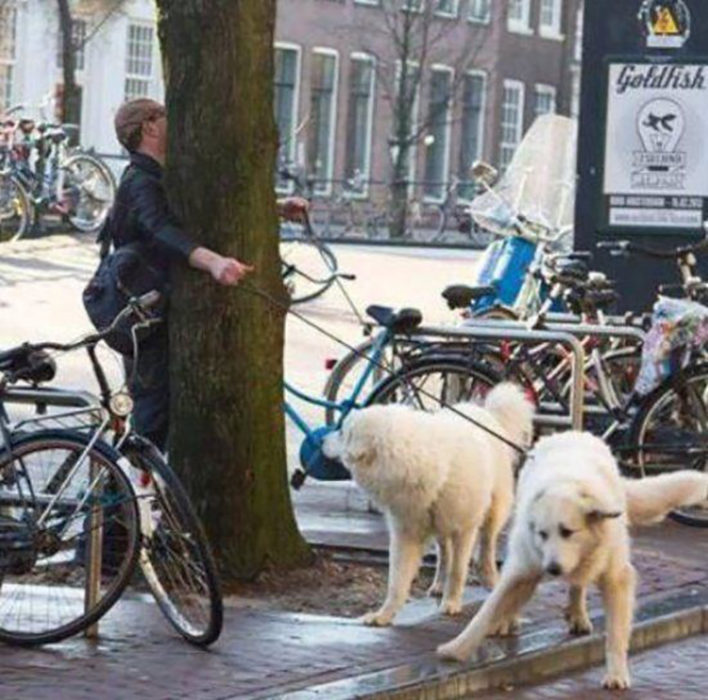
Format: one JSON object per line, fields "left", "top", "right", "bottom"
{"left": 2, "top": 386, "right": 105, "bottom": 638}
{"left": 411, "top": 323, "right": 586, "bottom": 430}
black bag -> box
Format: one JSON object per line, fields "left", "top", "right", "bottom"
{"left": 82, "top": 219, "right": 168, "bottom": 356}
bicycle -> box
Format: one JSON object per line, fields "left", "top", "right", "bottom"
{"left": 0, "top": 293, "right": 222, "bottom": 645}
{"left": 287, "top": 303, "right": 499, "bottom": 487}
{"left": 0, "top": 104, "right": 115, "bottom": 241}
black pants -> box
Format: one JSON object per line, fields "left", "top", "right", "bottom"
{"left": 123, "top": 328, "right": 169, "bottom": 451}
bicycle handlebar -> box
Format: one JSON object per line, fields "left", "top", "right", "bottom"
{"left": 5, "top": 291, "right": 162, "bottom": 357}
{"left": 598, "top": 236, "right": 708, "bottom": 260}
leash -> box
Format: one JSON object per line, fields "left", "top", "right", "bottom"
{"left": 239, "top": 280, "right": 529, "bottom": 457}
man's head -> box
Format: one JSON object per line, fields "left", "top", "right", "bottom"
{"left": 114, "top": 98, "right": 167, "bottom": 160}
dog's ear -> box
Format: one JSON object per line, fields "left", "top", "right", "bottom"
{"left": 343, "top": 427, "right": 376, "bottom": 466}
{"left": 580, "top": 491, "right": 622, "bottom": 523}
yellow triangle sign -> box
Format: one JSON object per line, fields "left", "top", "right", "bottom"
{"left": 653, "top": 7, "right": 680, "bottom": 35}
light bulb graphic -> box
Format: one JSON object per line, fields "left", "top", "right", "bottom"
{"left": 637, "top": 98, "right": 684, "bottom": 153}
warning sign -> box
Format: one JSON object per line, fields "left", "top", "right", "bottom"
{"left": 654, "top": 7, "right": 680, "bottom": 35}
{"left": 639, "top": 0, "right": 691, "bottom": 48}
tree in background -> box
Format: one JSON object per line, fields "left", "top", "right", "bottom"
{"left": 346, "top": 1, "right": 489, "bottom": 237}
{"left": 155, "top": 0, "right": 311, "bottom": 580}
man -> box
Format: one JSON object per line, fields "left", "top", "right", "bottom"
{"left": 112, "top": 98, "right": 307, "bottom": 449}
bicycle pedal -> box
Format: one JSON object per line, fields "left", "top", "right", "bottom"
{"left": 290, "top": 469, "right": 307, "bottom": 490}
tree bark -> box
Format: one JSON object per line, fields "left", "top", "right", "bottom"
{"left": 155, "top": 0, "right": 311, "bottom": 580}
{"left": 56, "top": 0, "right": 81, "bottom": 130}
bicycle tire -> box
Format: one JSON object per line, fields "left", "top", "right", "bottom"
{"left": 365, "top": 356, "right": 501, "bottom": 409}
{"left": 62, "top": 154, "right": 116, "bottom": 233}
{"left": 123, "top": 439, "right": 223, "bottom": 646}
{"left": 0, "top": 173, "right": 31, "bottom": 243}
{"left": 281, "top": 235, "right": 338, "bottom": 304}
{"left": 0, "top": 430, "right": 140, "bottom": 645}
{"left": 628, "top": 362, "right": 708, "bottom": 528}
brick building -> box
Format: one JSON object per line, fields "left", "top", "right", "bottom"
{"left": 275, "top": 0, "right": 582, "bottom": 200}
{"left": 0, "top": 0, "right": 581, "bottom": 191}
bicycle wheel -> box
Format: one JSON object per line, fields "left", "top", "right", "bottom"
{"left": 124, "top": 439, "right": 223, "bottom": 645}
{"left": 280, "top": 235, "right": 338, "bottom": 304}
{"left": 0, "top": 173, "right": 30, "bottom": 243}
{"left": 0, "top": 430, "right": 139, "bottom": 645}
{"left": 628, "top": 363, "right": 708, "bottom": 527}
{"left": 365, "top": 356, "right": 501, "bottom": 410}
{"left": 62, "top": 154, "right": 116, "bottom": 233}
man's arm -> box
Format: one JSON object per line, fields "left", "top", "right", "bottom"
{"left": 188, "top": 247, "right": 254, "bottom": 285}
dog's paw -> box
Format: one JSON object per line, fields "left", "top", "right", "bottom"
{"left": 602, "top": 671, "right": 631, "bottom": 690}
{"left": 360, "top": 610, "right": 393, "bottom": 627}
{"left": 438, "top": 599, "right": 463, "bottom": 617}
{"left": 427, "top": 582, "right": 444, "bottom": 598}
{"left": 567, "top": 614, "right": 593, "bottom": 636}
{"left": 436, "top": 640, "right": 469, "bottom": 662}
{"left": 489, "top": 617, "right": 520, "bottom": 637}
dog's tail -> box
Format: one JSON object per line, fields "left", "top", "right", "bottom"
{"left": 484, "top": 382, "right": 535, "bottom": 451}
{"left": 623, "top": 472, "right": 708, "bottom": 525}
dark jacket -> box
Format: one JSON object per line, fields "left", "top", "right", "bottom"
{"left": 109, "top": 152, "right": 196, "bottom": 273}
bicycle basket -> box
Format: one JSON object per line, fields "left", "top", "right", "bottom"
{"left": 299, "top": 426, "right": 351, "bottom": 481}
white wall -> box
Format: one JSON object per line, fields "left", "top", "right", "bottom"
{"left": 9, "top": 0, "right": 163, "bottom": 161}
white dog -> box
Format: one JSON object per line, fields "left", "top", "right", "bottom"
{"left": 323, "top": 383, "right": 533, "bottom": 626}
{"left": 436, "top": 430, "right": 708, "bottom": 689}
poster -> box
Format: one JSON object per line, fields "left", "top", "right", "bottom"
{"left": 603, "top": 61, "right": 708, "bottom": 231}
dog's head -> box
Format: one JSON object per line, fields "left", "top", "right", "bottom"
{"left": 527, "top": 483, "right": 623, "bottom": 578}
{"left": 321, "top": 408, "right": 382, "bottom": 475}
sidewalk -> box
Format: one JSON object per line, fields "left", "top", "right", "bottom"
{"left": 1, "top": 236, "right": 707, "bottom": 698}
{"left": 0, "top": 505, "right": 706, "bottom": 699}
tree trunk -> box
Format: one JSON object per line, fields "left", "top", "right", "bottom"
{"left": 56, "top": 0, "right": 81, "bottom": 130}
{"left": 155, "top": 0, "right": 311, "bottom": 580}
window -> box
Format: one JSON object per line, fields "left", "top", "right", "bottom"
{"left": 539, "top": 0, "right": 562, "bottom": 37}
{"left": 469, "top": 0, "right": 491, "bottom": 23}
{"left": 307, "top": 49, "right": 338, "bottom": 195}
{"left": 0, "top": 4, "right": 17, "bottom": 110}
{"left": 56, "top": 18, "right": 87, "bottom": 71}
{"left": 344, "top": 54, "right": 375, "bottom": 195}
{"left": 274, "top": 44, "right": 301, "bottom": 191}
{"left": 434, "top": 0, "right": 458, "bottom": 17}
{"left": 393, "top": 61, "right": 421, "bottom": 188}
{"left": 354, "top": 0, "right": 380, "bottom": 5}
{"left": 423, "top": 67, "right": 453, "bottom": 201}
{"left": 402, "top": 0, "right": 424, "bottom": 12}
{"left": 507, "top": 0, "right": 531, "bottom": 33}
{"left": 534, "top": 84, "right": 556, "bottom": 117}
{"left": 499, "top": 80, "right": 524, "bottom": 169}
{"left": 458, "top": 72, "right": 486, "bottom": 200}
{"left": 124, "top": 24, "right": 155, "bottom": 100}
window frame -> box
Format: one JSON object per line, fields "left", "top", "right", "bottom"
{"left": 274, "top": 41, "right": 303, "bottom": 195}
{"left": 423, "top": 63, "right": 454, "bottom": 203}
{"left": 434, "top": 0, "right": 459, "bottom": 19}
{"left": 124, "top": 22, "right": 156, "bottom": 101}
{"left": 507, "top": 0, "right": 532, "bottom": 35}
{"left": 56, "top": 17, "right": 88, "bottom": 73}
{"left": 539, "top": 0, "right": 564, "bottom": 40}
{"left": 499, "top": 78, "right": 525, "bottom": 170}
{"left": 468, "top": 0, "right": 492, "bottom": 24}
{"left": 0, "top": 3, "right": 18, "bottom": 111}
{"left": 457, "top": 69, "right": 487, "bottom": 203}
{"left": 534, "top": 83, "right": 557, "bottom": 118}
{"left": 308, "top": 46, "right": 340, "bottom": 197}
{"left": 343, "top": 52, "right": 377, "bottom": 199}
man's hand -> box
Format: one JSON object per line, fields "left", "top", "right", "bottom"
{"left": 277, "top": 196, "right": 309, "bottom": 222}
{"left": 189, "top": 246, "right": 254, "bottom": 285}
{"left": 209, "top": 256, "right": 254, "bottom": 286}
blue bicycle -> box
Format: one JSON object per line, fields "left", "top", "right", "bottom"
{"left": 285, "top": 305, "right": 500, "bottom": 488}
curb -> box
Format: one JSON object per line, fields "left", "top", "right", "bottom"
{"left": 277, "top": 593, "right": 708, "bottom": 700}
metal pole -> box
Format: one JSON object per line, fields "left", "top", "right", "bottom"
{"left": 84, "top": 457, "right": 103, "bottom": 638}
{"left": 414, "top": 324, "right": 586, "bottom": 430}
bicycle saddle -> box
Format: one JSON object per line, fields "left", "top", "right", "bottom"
{"left": 553, "top": 258, "right": 589, "bottom": 283}
{"left": 0, "top": 345, "right": 56, "bottom": 384}
{"left": 366, "top": 305, "right": 423, "bottom": 332}
{"left": 441, "top": 284, "right": 496, "bottom": 310}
